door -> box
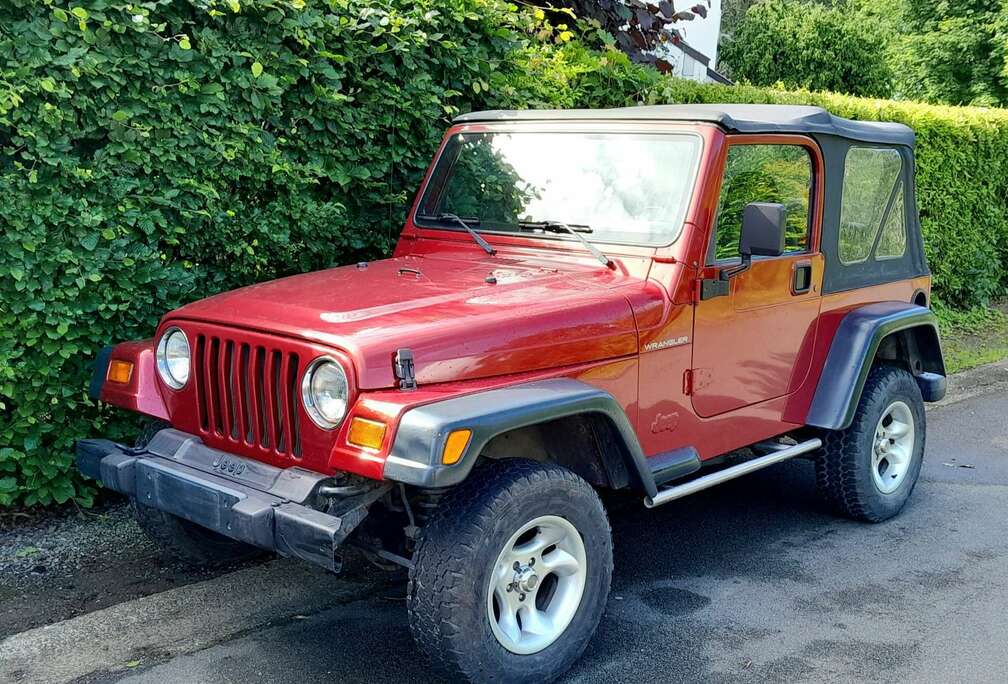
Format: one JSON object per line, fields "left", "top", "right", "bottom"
{"left": 691, "top": 139, "right": 824, "bottom": 418}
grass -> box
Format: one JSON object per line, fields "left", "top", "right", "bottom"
{"left": 936, "top": 301, "right": 1008, "bottom": 374}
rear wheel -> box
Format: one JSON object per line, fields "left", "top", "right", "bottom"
{"left": 815, "top": 365, "right": 926, "bottom": 522}
{"left": 130, "top": 419, "right": 264, "bottom": 567}
{"left": 408, "top": 459, "right": 612, "bottom": 683}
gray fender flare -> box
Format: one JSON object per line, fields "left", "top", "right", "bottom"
{"left": 806, "top": 301, "right": 946, "bottom": 431}
{"left": 382, "top": 378, "right": 657, "bottom": 497}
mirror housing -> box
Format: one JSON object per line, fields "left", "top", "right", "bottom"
{"left": 740, "top": 202, "right": 787, "bottom": 257}
{"left": 720, "top": 202, "right": 787, "bottom": 281}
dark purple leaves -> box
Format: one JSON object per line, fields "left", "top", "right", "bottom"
{"left": 531, "top": 1, "right": 711, "bottom": 73}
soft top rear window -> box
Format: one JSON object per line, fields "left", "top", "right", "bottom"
{"left": 838, "top": 146, "right": 904, "bottom": 264}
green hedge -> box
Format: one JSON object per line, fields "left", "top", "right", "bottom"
{"left": 717, "top": 0, "right": 895, "bottom": 98}
{"left": 0, "top": 0, "right": 551, "bottom": 506}
{"left": 1, "top": 1, "right": 1007, "bottom": 507}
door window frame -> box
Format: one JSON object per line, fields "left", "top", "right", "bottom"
{"left": 704, "top": 134, "right": 825, "bottom": 267}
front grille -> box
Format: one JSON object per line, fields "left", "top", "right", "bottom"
{"left": 192, "top": 334, "right": 302, "bottom": 459}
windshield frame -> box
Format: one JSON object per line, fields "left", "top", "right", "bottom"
{"left": 411, "top": 124, "right": 706, "bottom": 250}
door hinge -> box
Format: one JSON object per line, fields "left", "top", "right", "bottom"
{"left": 698, "top": 277, "right": 729, "bottom": 301}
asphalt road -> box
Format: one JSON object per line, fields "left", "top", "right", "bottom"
{"left": 3, "top": 374, "right": 1007, "bottom": 684}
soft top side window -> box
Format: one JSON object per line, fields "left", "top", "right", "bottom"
{"left": 838, "top": 146, "right": 906, "bottom": 264}
{"left": 710, "top": 143, "right": 813, "bottom": 263}
{"left": 875, "top": 182, "right": 907, "bottom": 260}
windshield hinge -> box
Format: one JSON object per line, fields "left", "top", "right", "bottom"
{"left": 393, "top": 349, "right": 417, "bottom": 391}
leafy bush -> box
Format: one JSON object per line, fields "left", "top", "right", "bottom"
{"left": 718, "top": 0, "right": 894, "bottom": 98}
{"left": 2, "top": 1, "right": 1008, "bottom": 507}
{"left": 885, "top": 0, "right": 1008, "bottom": 107}
{"left": 0, "top": 0, "right": 546, "bottom": 506}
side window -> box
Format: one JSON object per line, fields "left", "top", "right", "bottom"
{"left": 839, "top": 147, "right": 904, "bottom": 264}
{"left": 711, "top": 144, "right": 813, "bottom": 262}
{"left": 875, "top": 182, "right": 907, "bottom": 259}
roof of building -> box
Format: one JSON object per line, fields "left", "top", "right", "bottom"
{"left": 454, "top": 104, "right": 914, "bottom": 146}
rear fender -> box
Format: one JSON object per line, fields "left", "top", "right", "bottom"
{"left": 382, "top": 378, "right": 657, "bottom": 497}
{"left": 91, "top": 339, "right": 169, "bottom": 420}
{"left": 806, "top": 302, "right": 945, "bottom": 430}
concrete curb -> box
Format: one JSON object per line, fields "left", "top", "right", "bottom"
{"left": 0, "top": 559, "right": 376, "bottom": 684}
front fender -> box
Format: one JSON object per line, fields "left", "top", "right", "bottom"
{"left": 90, "top": 339, "right": 169, "bottom": 420}
{"left": 806, "top": 302, "right": 945, "bottom": 431}
{"left": 381, "top": 378, "right": 656, "bottom": 496}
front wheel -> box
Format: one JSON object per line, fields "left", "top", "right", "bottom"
{"left": 131, "top": 500, "right": 265, "bottom": 567}
{"left": 408, "top": 459, "right": 612, "bottom": 683}
{"left": 815, "top": 364, "right": 926, "bottom": 522}
{"left": 130, "top": 419, "right": 264, "bottom": 567}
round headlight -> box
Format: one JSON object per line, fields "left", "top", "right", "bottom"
{"left": 302, "top": 357, "right": 349, "bottom": 429}
{"left": 156, "top": 327, "right": 190, "bottom": 390}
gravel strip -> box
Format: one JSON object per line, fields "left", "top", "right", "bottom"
{"left": 0, "top": 500, "right": 154, "bottom": 589}
{"left": 0, "top": 497, "right": 254, "bottom": 638}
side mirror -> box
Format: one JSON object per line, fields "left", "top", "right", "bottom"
{"left": 720, "top": 202, "right": 787, "bottom": 281}
{"left": 740, "top": 202, "right": 786, "bottom": 257}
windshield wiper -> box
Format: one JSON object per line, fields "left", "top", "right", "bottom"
{"left": 518, "top": 220, "right": 614, "bottom": 269}
{"left": 421, "top": 212, "right": 495, "bottom": 256}
{"left": 518, "top": 221, "right": 594, "bottom": 234}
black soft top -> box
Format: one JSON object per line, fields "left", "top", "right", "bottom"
{"left": 455, "top": 104, "right": 914, "bottom": 147}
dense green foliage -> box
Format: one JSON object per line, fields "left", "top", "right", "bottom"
{"left": 886, "top": 0, "right": 1008, "bottom": 107}
{"left": 724, "top": 0, "right": 1008, "bottom": 108}
{"left": 0, "top": 0, "right": 551, "bottom": 506}
{"left": 718, "top": 0, "right": 894, "bottom": 97}
{"left": 2, "top": 0, "right": 1007, "bottom": 507}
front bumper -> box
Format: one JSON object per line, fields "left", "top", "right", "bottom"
{"left": 76, "top": 429, "right": 385, "bottom": 572}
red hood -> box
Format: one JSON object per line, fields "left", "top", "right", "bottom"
{"left": 167, "top": 252, "right": 647, "bottom": 389}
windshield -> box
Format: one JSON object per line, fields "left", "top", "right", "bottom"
{"left": 416, "top": 131, "right": 702, "bottom": 246}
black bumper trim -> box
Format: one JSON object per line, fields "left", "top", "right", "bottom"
{"left": 75, "top": 430, "right": 386, "bottom": 572}
{"left": 89, "top": 345, "right": 113, "bottom": 401}
{"left": 916, "top": 371, "right": 947, "bottom": 402}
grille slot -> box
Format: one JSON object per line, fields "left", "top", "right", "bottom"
{"left": 193, "top": 334, "right": 302, "bottom": 459}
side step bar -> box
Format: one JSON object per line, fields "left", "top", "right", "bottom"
{"left": 644, "top": 437, "right": 822, "bottom": 508}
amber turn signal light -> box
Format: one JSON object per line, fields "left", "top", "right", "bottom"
{"left": 347, "top": 418, "right": 387, "bottom": 450}
{"left": 441, "top": 429, "right": 472, "bottom": 465}
{"left": 107, "top": 359, "right": 133, "bottom": 384}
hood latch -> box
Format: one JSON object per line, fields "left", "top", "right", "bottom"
{"left": 394, "top": 348, "right": 417, "bottom": 391}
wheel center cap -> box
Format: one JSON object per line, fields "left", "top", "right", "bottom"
{"left": 515, "top": 566, "right": 539, "bottom": 593}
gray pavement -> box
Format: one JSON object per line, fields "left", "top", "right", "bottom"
{"left": 2, "top": 382, "right": 1006, "bottom": 684}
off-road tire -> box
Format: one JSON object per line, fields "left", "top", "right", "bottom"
{"left": 130, "top": 419, "right": 264, "bottom": 567}
{"left": 815, "top": 364, "right": 926, "bottom": 522}
{"left": 131, "top": 501, "right": 265, "bottom": 567}
{"left": 408, "top": 459, "right": 613, "bottom": 683}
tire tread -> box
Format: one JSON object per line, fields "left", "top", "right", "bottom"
{"left": 815, "top": 364, "right": 925, "bottom": 523}
{"left": 408, "top": 459, "right": 611, "bottom": 683}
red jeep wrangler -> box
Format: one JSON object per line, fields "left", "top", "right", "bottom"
{"left": 78, "top": 105, "right": 945, "bottom": 683}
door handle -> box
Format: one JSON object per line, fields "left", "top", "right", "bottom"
{"left": 792, "top": 260, "right": 813, "bottom": 295}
